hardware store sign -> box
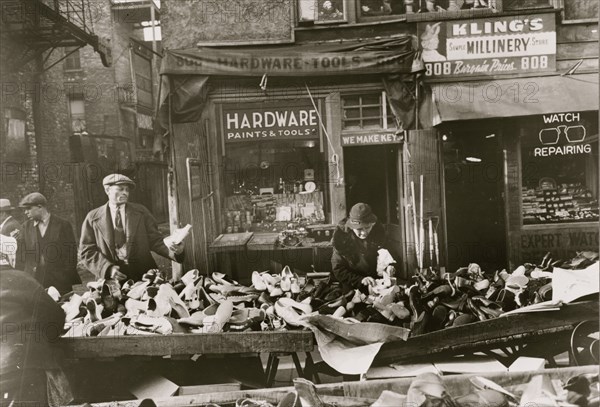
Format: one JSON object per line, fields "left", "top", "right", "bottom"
{"left": 418, "top": 13, "right": 555, "bottom": 78}
{"left": 222, "top": 101, "right": 319, "bottom": 143}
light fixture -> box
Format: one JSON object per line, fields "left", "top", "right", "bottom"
{"left": 442, "top": 134, "right": 448, "bottom": 141}
{"left": 486, "top": 134, "right": 495, "bottom": 138}
{"left": 466, "top": 156, "right": 482, "bottom": 163}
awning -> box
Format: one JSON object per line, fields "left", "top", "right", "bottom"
{"left": 160, "top": 37, "right": 418, "bottom": 77}
{"left": 158, "top": 36, "right": 422, "bottom": 126}
{"left": 430, "top": 73, "right": 599, "bottom": 123}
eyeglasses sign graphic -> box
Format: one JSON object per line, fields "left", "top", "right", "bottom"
{"left": 539, "top": 125, "right": 586, "bottom": 145}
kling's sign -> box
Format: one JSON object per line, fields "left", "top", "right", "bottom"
{"left": 418, "top": 13, "right": 556, "bottom": 78}
{"left": 222, "top": 101, "right": 319, "bottom": 143}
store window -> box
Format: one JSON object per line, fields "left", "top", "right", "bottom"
{"left": 342, "top": 92, "right": 395, "bottom": 131}
{"left": 298, "top": 0, "right": 346, "bottom": 23}
{"left": 64, "top": 47, "right": 82, "bottom": 71}
{"left": 521, "top": 111, "right": 599, "bottom": 225}
{"left": 221, "top": 100, "right": 329, "bottom": 233}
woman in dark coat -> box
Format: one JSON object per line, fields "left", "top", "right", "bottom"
{"left": 331, "top": 203, "right": 396, "bottom": 292}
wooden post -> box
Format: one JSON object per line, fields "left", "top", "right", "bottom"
{"left": 167, "top": 91, "right": 182, "bottom": 281}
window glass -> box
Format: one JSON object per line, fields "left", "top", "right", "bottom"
{"left": 342, "top": 92, "right": 395, "bottom": 131}
{"left": 358, "top": 0, "right": 497, "bottom": 18}
{"left": 521, "top": 111, "right": 599, "bottom": 225}
{"left": 221, "top": 100, "right": 329, "bottom": 233}
{"left": 298, "top": 0, "right": 345, "bottom": 23}
{"left": 64, "top": 47, "right": 81, "bottom": 70}
{"left": 69, "top": 97, "right": 86, "bottom": 133}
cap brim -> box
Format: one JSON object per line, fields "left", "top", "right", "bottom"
{"left": 107, "top": 181, "right": 136, "bottom": 189}
{"left": 346, "top": 216, "right": 377, "bottom": 229}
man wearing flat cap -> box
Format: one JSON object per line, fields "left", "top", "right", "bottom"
{"left": 0, "top": 198, "right": 20, "bottom": 236}
{"left": 331, "top": 203, "right": 397, "bottom": 292}
{"left": 15, "top": 192, "right": 81, "bottom": 294}
{"left": 79, "top": 173, "right": 184, "bottom": 282}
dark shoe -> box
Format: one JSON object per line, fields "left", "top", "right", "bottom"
{"left": 440, "top": 293, "right": 468, "bottom": 312}
{"left": 466, "top": 298, "right": 487, "bottom": 321}
{"left": 452, "top": 313, "right": 478, "bottom": 326}
{"left": 429, "top": 305, "right": 448, "bottom": 331}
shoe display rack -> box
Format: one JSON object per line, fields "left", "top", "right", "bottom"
{"left": 522, "top": 183, "right": 599, "bottom": 225}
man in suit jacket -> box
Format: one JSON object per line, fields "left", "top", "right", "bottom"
{"left": 0, "top": 198, "right": 20, "bottom": 236}
{"left": 79, "top": 174, "right": 184, "bottom": 282}
{"left": 15, "top": 193, "right": 81, "bottom": 295}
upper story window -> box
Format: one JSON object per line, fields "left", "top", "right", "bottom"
{"left": 359, "top": 0, "right": 496, "bottom": 18}
{"left": 68, "top": 96, "right": 86, "bottom": 133}
{"left": 64, "top": 47, "right": 82, "bottom": 71}
{"left": 298, "top": 0, "right": 346, "bottom": 24}
{"left": 342, "top": 92, "right": 395, "bottom": 131}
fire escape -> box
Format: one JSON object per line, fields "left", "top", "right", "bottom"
{"left": 0, "top": 0, "right": 111, "bottom": 71}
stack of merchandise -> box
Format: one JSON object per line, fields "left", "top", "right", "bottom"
{"left": 56, "top": 251, "right": 598, "bottom": 338}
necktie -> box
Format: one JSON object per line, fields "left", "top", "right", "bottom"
{"left": 114, "top": 207, "right": 126, "bottom": 249}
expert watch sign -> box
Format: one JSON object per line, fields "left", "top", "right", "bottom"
{"left": 222, "top": 101, "right": 319, "bottom": 143}
{"left": 418, "top": 13, "right": 556, "bottom": 78}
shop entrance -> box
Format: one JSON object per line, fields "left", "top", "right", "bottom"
{"left": 344, "top": 145, "right": 399, "bottom": 224}
{"left": 442, "top": 123, "right": 507, "bottom": 272}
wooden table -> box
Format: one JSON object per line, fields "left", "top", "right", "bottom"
{"left": 374, "top": 300, "right": 599, "bottom": 366}
{"left": 59, "top": 331, "right": 314, "bottom": 359}
{"left": 59, "top": 330, "right": 316, "bottom": 390}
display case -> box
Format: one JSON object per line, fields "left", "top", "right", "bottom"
{"left": 520, "top": 111, "right": 599, "bottom": 225}
{"left": 221, "top": 100, "right": 330, "bottom": 235}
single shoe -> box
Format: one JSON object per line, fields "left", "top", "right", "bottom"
{"left": 180, "top": 268, "right": 201, "bottom": 286}
{"left": 455, "top": 389, "right": 506, "bottom": 407}
{"left": 332, "top": 306, "right": 346, "bottom": 318}
{"left": 125, "top": 298, "right": 148, "bottom": 316}
{"left": 290, "top": 277, "right": 301, "bottom": 294}
{"left": 277, "top": 297, "right": 312, "bottom": 315}
{"left": 133, "top": 314, "right": 173, "bottom": 335}
{"left": 127, "top": 281, "right": 150, "bottom": 300}
{"left": 212, "top": 272, "right": 238, "bottom": 286}
{"left": 389, "top": 303, "right": 411, "bottom": 320}
{"left": 85, "top": 298, "right": 103, "bottom": 323}
{"left": 62, "top": 294, "right": 84, "bottom": 322}
{"left": 47, "top": 286, "right": 61, "bottom": 302}
{"left": 274, "top": 300, "right": 304, "bottom": 327}
{"left": 251, "top": 271, "right": 267, "bottom": 291}
{"left": 202, "top": 300, "right": 233, "bottom": 333}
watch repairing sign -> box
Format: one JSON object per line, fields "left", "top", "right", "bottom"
{"left": 222, "top": 101, "right": 319, "bottom": 143}
{"left": 418, "top": 13, "right": 556, "bottom": 78}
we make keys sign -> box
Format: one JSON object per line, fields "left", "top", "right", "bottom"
{"left": 418, "top": 13, "right": 556, "bottom": 78}
{"left": 222, "top": 100, "right": 319, "bottom": 143}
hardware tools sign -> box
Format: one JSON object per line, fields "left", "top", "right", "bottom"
{"left": 418, "top": 14, "right": 556, "bottom": 78}
{"left": 222, "top": 101, "right": 319, "bottom": 143}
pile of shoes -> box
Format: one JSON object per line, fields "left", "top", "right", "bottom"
{"left": 55, "top": 250, "right": 598, "bottom": 338}
{"left": 166, "top": 371, "right": 599, "bottom": 407}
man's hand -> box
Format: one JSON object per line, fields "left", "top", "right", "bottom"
{"left": 108, "top": 265, "right": 127, "bottom": 281}
{"left": 166, "top": 241, "right": 184, "bottom": 255}
{"left": 10, "top": 229, "right": 20, "bottom": 240}
{"left": 361, "top": 276, "right": 375, "bottom": 287}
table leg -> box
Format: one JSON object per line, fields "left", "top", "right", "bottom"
{"left": 266, "top": 353, "right": 280, "bottom": 387}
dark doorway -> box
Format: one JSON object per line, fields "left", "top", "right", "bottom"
{"left": 343, "top": 145, "right": 399, "bottom": 224}
{"left": 442, "top": 123, "right": 507, "bottom": 273}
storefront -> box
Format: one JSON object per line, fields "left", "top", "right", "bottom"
{"left": 157, "top": 37, "right": 439, "bottom": 281}
{"left": 418, "top": 11, "right": 599, "bottom": 271}
{"left": 430, "top": 76, "right": 599, "bottom": 271}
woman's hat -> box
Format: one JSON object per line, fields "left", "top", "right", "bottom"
{"left": 0, "top": 199, "right": 14, "bottom": 212}
{"left": 346, "top": 203, "right": 377, "bottom": 229}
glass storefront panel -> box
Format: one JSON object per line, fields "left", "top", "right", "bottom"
{"left": 520, "top": 111, "right": 599, "bottom": 225}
